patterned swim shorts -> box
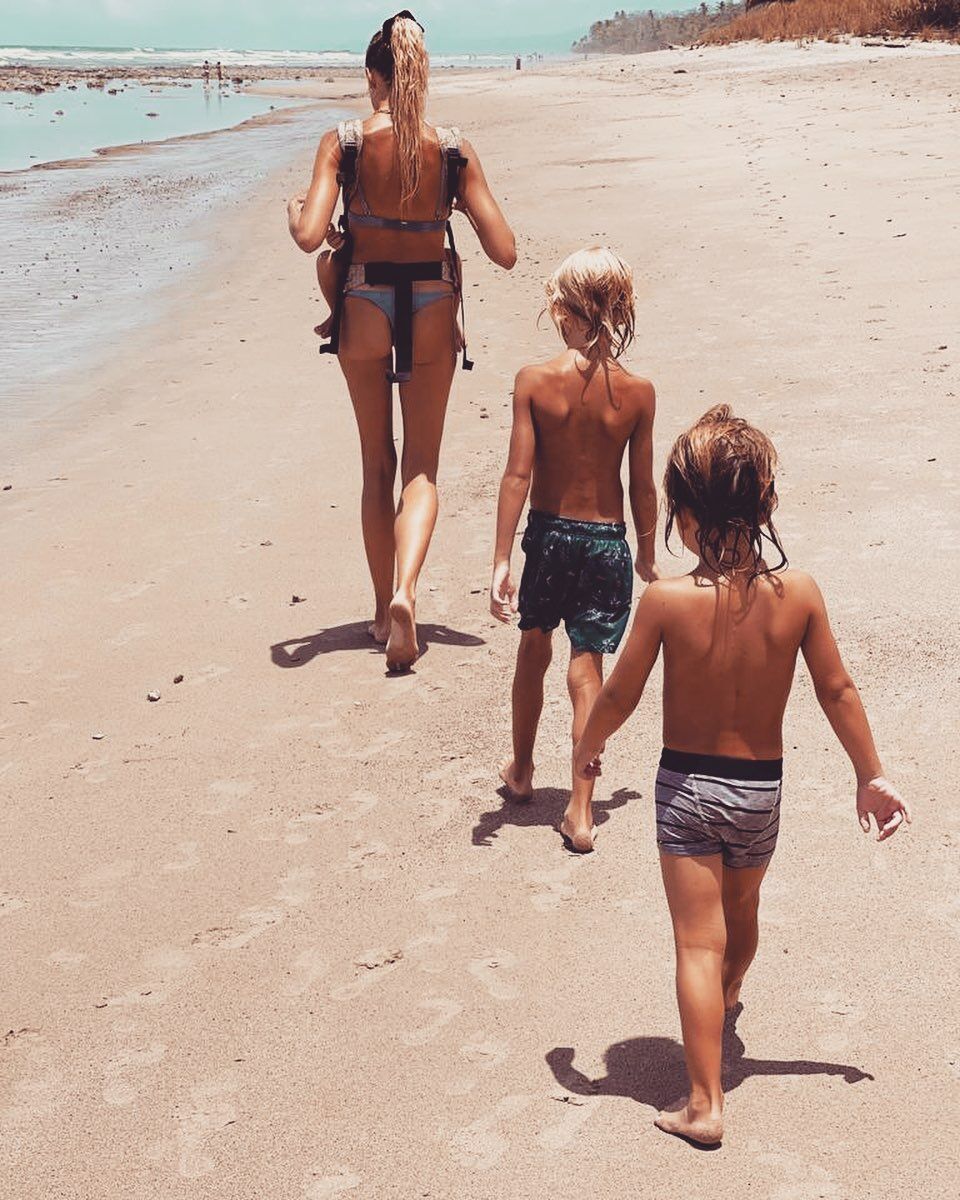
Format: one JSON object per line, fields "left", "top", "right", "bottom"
{"left": 517, "top": 509, "right": 633, "bottom": 654}
{"left": 655, "top": 748, "right": 783, "bottom": 869}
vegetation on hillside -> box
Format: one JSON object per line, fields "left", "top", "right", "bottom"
{"left": 703, "top": 0, "right": 960, "bottom": 42}
{"left": 573, "top": 5, "right": 745, "bottom": 53}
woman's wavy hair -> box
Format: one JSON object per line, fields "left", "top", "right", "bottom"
{"left": 545, "top": 247, "right": 636, "bottom": 361}
{"left": 365, "top": 10, "right": 429, "bottom": 208}
{"left": 664, "top": 405, "right": 787, "bottom": 580}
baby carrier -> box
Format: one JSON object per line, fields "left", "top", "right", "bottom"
{"left": 319, "top": 118, "right": 474, "bottom": 384}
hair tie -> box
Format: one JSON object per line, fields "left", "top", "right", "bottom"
{"left": 382, "top": 10, "right": 424, "bottom": 39}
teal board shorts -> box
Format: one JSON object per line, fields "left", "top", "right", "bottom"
{"left": 517, "top": 510, "right": 633, "bottom": 654}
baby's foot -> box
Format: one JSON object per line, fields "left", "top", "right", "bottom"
{"left": 654, "top": 1098, "right": 723, "bottom": 1147}
{"left": 499, "top": 758, "right": 534, "bottom": 800}
{"left": 385, "top": 592, "right": 418, "bottom": 673}
{"left": 558, "top": 813, "right": 596, "bottom": 854}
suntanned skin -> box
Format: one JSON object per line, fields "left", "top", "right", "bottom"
{"left": 288, "top": 66, "right": 515, "bottom": 671}
{"left": 573, "top": 512, "right": 910, "bottom": 1145}
{"left": 490, "top": 317, "right": 657, "bottom": 851}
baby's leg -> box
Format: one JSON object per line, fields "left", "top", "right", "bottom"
{"left": 562, "top": 648, "right": 603, "bottom": 852}
{"left": 499, "top": 627, "right": 552, "bottom": 799}
{"left": 720, "top": 864, "right": 768, "bottom": 1010}
{"left": 315, "top": 250, "right": 340, "bottom": 337}
{"left": 656, "top": 851, "right": 726, "bottom": 1144}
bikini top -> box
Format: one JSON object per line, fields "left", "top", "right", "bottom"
{"left": 336, "top": 118, "right": 464, "bottom": 235}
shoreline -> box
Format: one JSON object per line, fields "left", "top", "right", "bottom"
{"left": 2, "top": 45, "right": 957, "bottom": 1198}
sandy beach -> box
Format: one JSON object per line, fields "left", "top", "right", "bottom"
{"left": 2, "top": 41, "right": 959, "bottom": 1199}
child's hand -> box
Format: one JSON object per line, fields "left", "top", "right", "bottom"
{"left": 324, "top": 222, "right": 346, "bottom": 251}
{"left": 489, "top": 562, "right": 517, "bottom": 623}
{"left": 573, "top": 739, "right": 604, "bottom": 780}
{"left": 635, "top": 557, "right": 661, "bottom": 583}
{"left": 856, "top": 777, "right": 912, "bottom": 841}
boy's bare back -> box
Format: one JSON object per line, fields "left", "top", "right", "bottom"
{"left": 523, "top": 350, "right": 655, "bottom": 523}
{"left": 642, "top": 568, "right": 835, "bottom": 759}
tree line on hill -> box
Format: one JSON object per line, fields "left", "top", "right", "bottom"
{"left": 572, "top": 4, "right": 746, "bottom": 52}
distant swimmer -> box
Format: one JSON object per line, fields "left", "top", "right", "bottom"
{"left": 216, "top": 61, "right": 223, "bottom": 83}
{"left": 515, "top": 55, "right": 521, "bottom": 71}
{"left": 202, "top": 59, "right": 211, "bottom": 83}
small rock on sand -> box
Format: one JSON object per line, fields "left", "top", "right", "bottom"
{"left": 147, "top": 690, "right": 161, "bottom": 702}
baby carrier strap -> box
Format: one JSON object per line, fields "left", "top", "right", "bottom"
{"left": 436, "top": 126, "right": 473, "bottom": 373}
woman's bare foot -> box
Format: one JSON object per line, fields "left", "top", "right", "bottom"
{"left": 368, "top": 617, "right": 390, "bottom": 645}
{"left": 654, "top": 1098, "right": 723, "bottom": 1147}
{"left": 498, "top": 757, "right": 534, "bottom": 800}
{"left": 385, "top": 592, "right": 418, "bottom": 672}
{"left": 558, "top": 814, "right": 596, "bottom": 854}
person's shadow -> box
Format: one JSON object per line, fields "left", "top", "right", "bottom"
{"left": 471, "top": 785, "right": 638, "bottom": 847}
{"left": 270, "top": 620, "right": 485, "bottom": 668}
{"left": 546, "top": 1003, "right": 873, "bottom": 1142}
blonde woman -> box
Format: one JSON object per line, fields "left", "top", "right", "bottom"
{"left": 288, "top": 11, "right": 516, "bottom": 671}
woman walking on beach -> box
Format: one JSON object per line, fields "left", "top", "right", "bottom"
{"left": 288, "top": 10, "right": 516, "bottom": 671}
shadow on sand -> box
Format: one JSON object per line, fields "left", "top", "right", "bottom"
{"left": 546, "top": 1003, "right": 873, "bottom": 1148}
{"left": 471, "top": 785, "right": 638, "bottom": 848}
{"left": 270, "top": 620, "right": 485, "bottom": 669}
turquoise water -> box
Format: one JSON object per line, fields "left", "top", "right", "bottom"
{"left": 0, "top": 80, "right": 306, "bottom": 173}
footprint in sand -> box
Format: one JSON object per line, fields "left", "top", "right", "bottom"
{"left": 148, "top": 1071, "right": 239, "bottom": 1179}
{"left": 329, "top": 948, "right": 403, "bottom": 1001}
{"left": 0, "top": 1034, "right": 66, "bottom": 1164}
{"left": 276, "top": 867, "right": 316, "bottom": 908}
{"left": 109, "top": 580, "right": 159, "bottom": 603}
{"left": 102, "top": 1042, "right": 166, "bottom": 1106}
{"left": 202, "top": 778, "right": 254, "bottom": 815}
{"left": 304, "top": 1168, "right": 362, "bottom": 1199}
{"left": 343, "top": 841, "right": 390, "bottom": 882}
{"left": 186, "top": 664, "right": 232, "bottom": 688}
{"left": 447, "top": 1037, "right": 510, "bottom": 1095}
{"left": 448, "top": 1094, "right": 533, "bottom": 1170}
{"left": 46, "top": 948, "right": 85, "bottom": 967}
{"left": 753, "top": 1149, "right": 842, "bottom": 1200}
{"left": 469, "top": 953, "right": 520, "bottom": 1001}
{"left": 402, "top": 997, "right": 463, "bottom": 1047}
{"left": 284, "top": 946, "right": 328, "bottom": 997}
{"left": 162, "top": 842, "right": 200, "bottom": 873}
{"left": 108, "top": 622, "right": 152, "bottom": 647}
{"left": 537, "top": 1093, "right": 603, "bottom": 1151}
{"left": 284, "top": 808, "right": 336, "bottom": 844}
{"left": 343, "top": 728, "right": 404, "bottom": 760}
{"left": 525, "top": 861, "right": 578, "bottom": 912}
{"left": 0, "top": 891, "right": 27, "bottom": 915}
{"left": 342, "top": 790, "right": 379, "bottom": 821}
{"left": 192, "top": 906, "right": 284, "bottom": 950}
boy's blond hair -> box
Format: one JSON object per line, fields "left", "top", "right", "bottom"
{"left": 545, "top": 246, "right": 635, "bottom": 360}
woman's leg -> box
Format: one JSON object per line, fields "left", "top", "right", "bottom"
{"left": 656, "top": 851, "right": 726, "bottom": 1144}
{"left": 338, "top": 299, "right": 396, "bottom": 642}
{"left": 720, "top": 863, "right": 768, "bottom": 1010}
{"left": 387, "top": 296, "right": 457, "bottom": 669}
{"left": 562, "top": 649, "right": 604, "bottom": 851}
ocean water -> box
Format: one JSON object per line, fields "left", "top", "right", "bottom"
{"left": 0, "top": 80, "right": 310, "bottom": 173}
{"left": 0, "top": 44, "right": 521, "bottom": 71}
{"left": 0, "top": 96, "right": 348, "bottom": 420}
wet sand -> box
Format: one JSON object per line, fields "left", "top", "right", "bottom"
{"left": 2, "top": 43, "right": 958, "bottom": 1199}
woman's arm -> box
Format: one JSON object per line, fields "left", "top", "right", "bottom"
{"left": 288, "top": 130, "right": 341, "bottom": 254}
{"left": 490, "top": 369, "right": 536, "bottom": 621}
{"left": 457, "top": 137, "right": 517, "bottom": 270}
{"left": 573, "top": 584, "right": 665, "bottom": 778}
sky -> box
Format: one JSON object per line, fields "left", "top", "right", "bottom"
{"left": 0, "top": 1, "right": 678, "bottom": 54}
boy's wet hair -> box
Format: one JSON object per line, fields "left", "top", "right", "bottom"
{"left": 545, "top": 247, "right": 635, "bottom": 360}
{"left": 664, "top": 405, "right": 787, "bottom": 580}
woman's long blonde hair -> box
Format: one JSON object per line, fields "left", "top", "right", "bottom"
{"left": 366, "top": 12, "right": 429, "bottom": 208}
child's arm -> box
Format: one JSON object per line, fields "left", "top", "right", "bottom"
{"left": 799, "top": 575, "right": 912, "bottom": 840}
{"left": 573, "top": 583, "right": 665, "bottom": 777}
{"left": 490, "top": 369, "right": 536, "bottom": 622}
{"left": 627, "top": 382, "right": 659, "bottom": 582}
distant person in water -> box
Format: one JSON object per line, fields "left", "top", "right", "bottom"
{"left": 574, "top": 405, "right": 910, "bottom": 1146}
{"left": 515, "top": 56, "right": 521, "bottom": 71}
{"left": 216, "top": 61, "right": 223, "bottom": 83}
{"left": 202, "top": 60, "right": 211, "bottom": 84}
{"left": 490, "top": 247, "right": 658, "bottom": 853}
{"left": 288, "top": 10, "right": 515, "bottom": 672}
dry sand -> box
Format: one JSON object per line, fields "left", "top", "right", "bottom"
{"left": 2, "top": 42, "right": 959, "bottom": 1199}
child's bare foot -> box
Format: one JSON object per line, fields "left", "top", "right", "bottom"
{"left": 368, "top": 617, "right": 390, "bottom": 645}
{"left": 314, "top": 314, "right": 334, "bottom": 339}
{"left": 654, "top": 1098, "right": 723, "bottom": 1147}
{"left": 385, "top": 592, "right": 418, "bottom": 672}
{"left": 558, "top": 813, "right": 596, "bottom": 854}
{"left": 723, "top": 979, "right": 743, "bottom": 1010}
{"left": 499, "top": 757, "right": 534, "bottom": 800}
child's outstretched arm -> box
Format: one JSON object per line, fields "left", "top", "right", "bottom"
{"left": 573, "top": 583, "right": 665, "bottom": 777}
{"left": 799, "top": 575, "right": 912, "bottom": 840}
{"left": 490, "top": 368, "right": 536, "bottom": 622}
{"left": 627, "top": 382, "right": 659, "bottom": 582}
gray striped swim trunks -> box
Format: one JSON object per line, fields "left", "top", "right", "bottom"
{"left": 655, "top": 748, "right": 782, "bottom": 869}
